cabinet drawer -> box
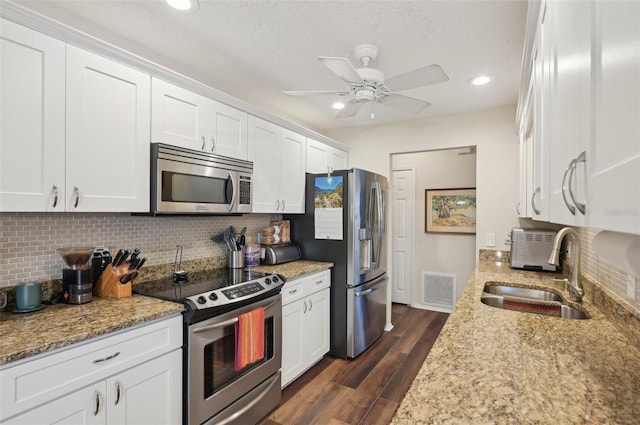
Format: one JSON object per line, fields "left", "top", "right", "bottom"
{"left": 281, "top": 278, "right": 306, "bottom": 305}
{"left": 307, "top": 269, "right": 331, "bottom": 293}
{"left": 0, "top": 315, "right": 182, "bottom": 421}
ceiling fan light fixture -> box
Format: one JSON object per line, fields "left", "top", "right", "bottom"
{"left": 332, "top": 102, "right": 346, "bottom": 110}
{"left": 470, "top": 75, "right": 491, "bottom": 86}
{"left": 165, "top": 0, "right": 199, "bottom": 12}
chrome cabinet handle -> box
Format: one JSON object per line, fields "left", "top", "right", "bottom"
{"left": 114, "top": 381, "right": 122, "bottom": 405}
{"left": 561, "top": 160, "right": 576, "bottom": 215}
{"left": 52, "top": 185, "right": 58, "bottom": 208}
{"left": 288, "top": 289, "right": 298, "bottom": 295}
{"left": 531, "top": 187, "right": 541, "bottom": 215}
{"left": 568, "top": 151, "right": 586, "bottom": 215}
{"left": 281, "top": 199, "right": 286, "bottom": 211}
{"left": 94, "top": 390, "right": 102, "bottom": 416}
{"left": 303, "top": 301, "right": 307, "bottom": 314}
{"left": 275, "top": 200, "right": 281, "bottom": 211}
{"left": 210, "top": 136, "right": 215, "bottom": 152}
{"left": 201, "top": 136, "right": 206, "bottom": 150}
{"left": 73, "top": 186, "right": 79, "bottom": 208}
{"left": 93, "top": 351, "right": 120, "bottom": 364}
{"left": 309, "top": 299, "right": 313, "bottom": 311}
{"left": 516, "top": 202, "right": 521, "bottom": 215}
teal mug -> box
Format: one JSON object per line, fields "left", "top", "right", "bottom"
{"left": 16, "top": 282, "right": 46, "bottom": 311}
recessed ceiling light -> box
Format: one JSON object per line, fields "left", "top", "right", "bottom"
{"left": 469, "top": 75, "right": 491, "bottom": 86}
{"left": 166, "top": 0, "right": 199, "bottom": 12}
{"left": 332, "top": 102, "right": 346, "bottom": 110}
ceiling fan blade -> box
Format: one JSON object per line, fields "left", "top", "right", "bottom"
{"left": 378, "top": 93, "right": 430, "bottom": 114}
{"left": 384, "top": 64, "right": 449, "bottom": 91}
{"left": 336, "top": 101, "right": 363, "bottom": 118}
{"left": 283, "top": 90, "right": 350, "bottom": 96}
{"left": 318, "top": 57, "right": 364, "bottom": 84}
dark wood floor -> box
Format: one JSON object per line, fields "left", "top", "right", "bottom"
{"left": 260, "top": 304, "right": 449, "bottom": 425}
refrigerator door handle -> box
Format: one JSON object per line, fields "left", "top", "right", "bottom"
{"left": 371, "top": 182, "right": 383, "bottom": 267}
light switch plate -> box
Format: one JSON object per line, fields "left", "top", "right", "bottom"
{"left": 486, "top": 233, "right": 495, "bottom": 247}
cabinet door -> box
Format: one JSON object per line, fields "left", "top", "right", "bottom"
{"left": 281, "top": 299, "right": 306, "bottom": 388}
{"left": 151, "top": 77, "right": 209, "bottom": 151}
{"left": 66, "top": 46, "right": 150, "bottom": 212}
{"left": 106, "top": 350, "right": 182, "bottom": 425}
{"left": 328, "top": 148, "right": 348, "bottom": 172}
{"left": 589, "top": 0, "right": 640, "bottom": 235}
{"left": 306, "top": 138, "right": 329, "bottom": 173}
{"left": 5, "top": 383, "right": 106, "bottom": 425}
{"left": 210, "top": 101, "right": 248, "bottom": 160}
{"left": 248, "top": 116, "right": 280, "bottom": 212}
{"left": 279, "top": 128, "right": 306, "bottom": 213}
{"left": 548, "top": 0, "right": 589, "bottom": 226}
{"left": 0, "top": 19, "right": 65, "bottom": 211}
{"left": 305, "top": 288, "right": 330, "bottom": 364}
{"left": 531, "top": 2, "right": 553, "bottom": 221}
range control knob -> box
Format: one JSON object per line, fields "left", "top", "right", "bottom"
{"left": 197, "top": 296, "right": 207, "bottom": 305}
{"left": 271, "top": 275, "right": 279, "bottom": 283}
{"left": 209, "top": 292, "right": 218, "bottom": 301}
{"left": 264, "top": 278, "right": 272, "bottom": 285}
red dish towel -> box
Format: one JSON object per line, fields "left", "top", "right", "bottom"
{"left": 235, "top": 307, "right": 265, "bottom": 371}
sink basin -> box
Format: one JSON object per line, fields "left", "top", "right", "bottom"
{"left": 481, "top": 283, "right": 590, "bottom": 320}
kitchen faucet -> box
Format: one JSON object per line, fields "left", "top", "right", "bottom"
{"left": 548, "top": 227, "right": 584, "bottom": 302}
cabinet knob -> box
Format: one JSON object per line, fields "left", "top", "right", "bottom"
{"left": 52, "top": 185, "right": 58, "bottom": 208}
{"left": 73, "top": 186, "right": 80, "bottom": 208}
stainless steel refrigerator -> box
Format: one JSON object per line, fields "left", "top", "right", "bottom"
{"left": 285, "top": 168, "right": 387, "bottom": 358}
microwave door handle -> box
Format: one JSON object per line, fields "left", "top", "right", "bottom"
{"left": 227, "top": 171, "right": 236, "bottom": 212}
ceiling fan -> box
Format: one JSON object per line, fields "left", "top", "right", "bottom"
{"left": 283, "top": 44, "right": 449, "bottom": 119}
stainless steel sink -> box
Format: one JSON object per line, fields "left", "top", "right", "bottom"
{"left": 481, "top": 282, "right": 590, "bottom": 320}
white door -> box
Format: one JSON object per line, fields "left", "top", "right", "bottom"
{"left": 66, "top": 45, "right": 150, "bottom": 212}
{"left": 5, "top": 383, "right": 106, "bottom": 425}
{"left": 107, "top": 350, "right": 182, "bottom": 425}
{"left": 281, "top": 299, "right": 305, "bottom": 387}
{"left": 248, "top": 116, "right": 279, "bottom": 212}
{"left": 211, "top": 101, "right": 248, "bottom": 160}
{"left": 391, "top": 168, "right": 415, "bottom": 305}
{"left": 279, "top": 128, "right": 306, "bottom": 213}
{"left": 305, "top": 288, "right": 330, "bottom": 363}
{"left": 328, "top": 148, "right": 348, "bottom": 171}
{"left": 151, "top": 77, "right": 208, "bottom": 151}
{"left": 306, "top": 138, "right": 328, "bottom": 174}
{"left": 0, "top": 19, "right": 66, "bottom": 211}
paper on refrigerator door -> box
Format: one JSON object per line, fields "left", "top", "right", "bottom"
{"left": 314, "top": 176, "right": 343, "bottom": 240}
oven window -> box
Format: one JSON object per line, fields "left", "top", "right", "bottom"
{"left": 203, "top": 316, "right": 274, "bottom": 398}
{"left": 162, "top": 171, "right": 231, "bottom": 204}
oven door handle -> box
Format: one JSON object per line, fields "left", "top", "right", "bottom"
{"left": 213, "top": 372, "right": 281, "bottom": 425}
{"left": 192, "top": 297, "right": 280, "bottom": 334}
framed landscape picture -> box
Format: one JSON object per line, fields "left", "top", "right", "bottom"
{"left": 425, "top": 188, "right": 476, "bottom": 234}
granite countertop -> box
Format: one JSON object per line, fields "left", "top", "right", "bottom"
{"left": 0, "top": 295, "right": 183, "bottom": 367}
{"left": 391, "top": 256, "right": 640, "bottom": 424}
{"left": 249, "top": 260, "right": 333, "bottom": 280}
{"left": 0, "top": 260, "right": 331, "bottom": 368}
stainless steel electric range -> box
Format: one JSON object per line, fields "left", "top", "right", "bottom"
{"left": 134, "top": 269, "right": 285, "bottom": 425}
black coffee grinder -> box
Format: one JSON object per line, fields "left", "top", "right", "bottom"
{"left": 57, "top": 247, "right": 95, "bottom": 304}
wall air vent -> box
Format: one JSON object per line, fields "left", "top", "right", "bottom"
{"left": 421, "top": 271, "right": 456, "bottom": 313}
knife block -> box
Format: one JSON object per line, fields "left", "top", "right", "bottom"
{"left": 94, "top": 266, "right": 133, "bottom": 298}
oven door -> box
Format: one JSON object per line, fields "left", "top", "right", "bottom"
{"left": 154, "top": 157, "right": 238, "bottom": 214}
{"left": 188, "top": 295, "right": 282, "bottom": 425}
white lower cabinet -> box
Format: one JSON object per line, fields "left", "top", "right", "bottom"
{"left": 281, "top": 270, "right": 331, "bottom": 388}
{"left": 0, "top": 316, "right": 182, "bottom": 425}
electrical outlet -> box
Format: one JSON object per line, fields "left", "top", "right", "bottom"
{"left": 486, "top": 233, "right": 495, "bottom": 247}
{"left": 626, "top": 274, "right": 636, "bottom": 300}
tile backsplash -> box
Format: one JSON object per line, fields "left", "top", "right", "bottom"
{"left": 579, "top": 227, "right": 640, "bottom": 314}
{"left": 0, "top": 212, "right": 280, "bottom": 287}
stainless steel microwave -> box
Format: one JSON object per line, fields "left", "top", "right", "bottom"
{"left": 151, "top": 143, "right": 252, "bottom": 214}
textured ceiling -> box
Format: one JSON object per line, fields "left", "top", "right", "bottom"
{"left": 14, "top": 0, "right": 528, "bottom": 133}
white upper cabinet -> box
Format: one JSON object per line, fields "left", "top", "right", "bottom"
{"left": 66, "top": 46, "right": 150, "bottom": 212}
{"left": 306, "top": 138, "right": 348, "bottom": 174}
{"left": 151, "top": 78, "right": 248, "bottom": 160}
{"left": 548, "top": 0, "right": 589, "bottom": 226}
{"left": 0, "top": 19, "right": 66, "bottom": 211}
{"left": 589, "top": 0, "right": 640, "bottom": 235}
{"left": 248, "top": 116, "right": 306, "bottom": 213}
